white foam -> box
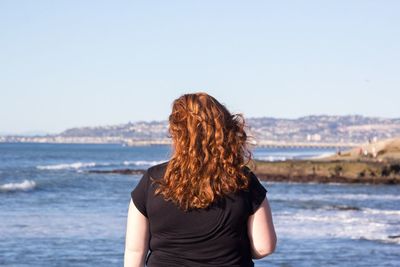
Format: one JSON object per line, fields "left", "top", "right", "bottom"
{"left": 0, "top": 180, "right": 36, "bottom": 192}
{"left": 362, "top": 207, "right": 400, "bottom": 216}
{"left": 254, "top": 151, "right": 336, "bottom": 161}
{"left": 123, "top": 160, "right": 166, "bottom": 166}
{"left": 274, "top": 207, "right": 400, "bottom": 244}
{"left": 335, "top": 193, "right": 400, "bottom": 201}
{"left": 306, "top": 152, "right": 336, "bottom": 159}
{"left": 256, "top": 156, "right": 287, "bottom": 162}
{"left": 37, "top": 160, "right": 166, "bottom": 170}
{"left": 37, "top": 162, "right": 97, "bottom": 170}
{"left": 272, "top": 193, "right": 400, "bottom": 202}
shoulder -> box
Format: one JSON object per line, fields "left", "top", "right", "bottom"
{"left": 242, "top": 165, "right": 252, "bottom": 175}
{"left": 147, "top": 160, "right": 169, "bottom": 180}
{"left": 241, "top": 165, "right": 256, "bottom": 183}
{"left": 132, "top": 160, "right": 169, "bottom": 192}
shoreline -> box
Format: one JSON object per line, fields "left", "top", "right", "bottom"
{"left": 254, "top": 172, "right": 400, "bottom": 185}
{"left": 252, "top": 159, "right": 400, "bottom": 185}
{"left": 85, "top": 159, "right": 400, "bottom": 185}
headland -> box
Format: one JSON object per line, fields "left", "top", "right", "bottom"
{"left": 253, "top": 137, "right": 400, "bottom": 184}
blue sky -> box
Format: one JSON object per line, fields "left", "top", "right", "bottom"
{"left": 1, "top": 1, "right": 399, "bottom": 134}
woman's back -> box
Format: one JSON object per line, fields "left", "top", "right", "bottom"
{"left": 131, "top": 161, "right": 268, "bottom": 267}
{"left": 124, "top": 92, "right": 276, "bottom": 267}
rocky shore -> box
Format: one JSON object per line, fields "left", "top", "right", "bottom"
{"left": 252, "top": 159, "right": 400, "bottom": 184}
{"left": 85, "top": 137, "right": 400, "bottom": 185}
{"left": 86, "top": 159, "right": 400, "bottom": 185}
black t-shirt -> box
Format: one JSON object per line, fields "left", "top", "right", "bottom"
{"left": 130, "top": 161, "right": 267, "bottom": 267}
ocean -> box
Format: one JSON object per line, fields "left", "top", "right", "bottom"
{"left": 0, "top": 143, "right": 399, "bottom": 267}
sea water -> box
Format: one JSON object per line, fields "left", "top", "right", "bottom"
{"left": 0, "top": 143, "right": 399, "bottom": 267}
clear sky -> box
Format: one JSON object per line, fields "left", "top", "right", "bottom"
{"left": 1, "top": 1, "right": 399, "bottom": 134}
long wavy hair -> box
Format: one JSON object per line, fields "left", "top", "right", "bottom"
{"left": 151, "top": 92, "right": 253, "bottom": 211}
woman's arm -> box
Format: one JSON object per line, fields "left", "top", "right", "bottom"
{"left": 247, "top": 195, "right": 277, "bottom": 259}
{"left": 124, "top": 199, "right": 150, "bottom": 267}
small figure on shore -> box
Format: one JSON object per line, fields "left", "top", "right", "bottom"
{"left": 372, "top": 146, "right": 377, "bottom": 158}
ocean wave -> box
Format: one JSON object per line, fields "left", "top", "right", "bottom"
{"left": 272, "top": 193, "right": 400, "bottom": 202}
{"left": 37, "top": 160, "right": 167, "bottom": 171}
{"left": 306, "top": 152, "right": 335, "bottom": 159}
{"left": 331, "top": 193, "right": 400, "bottom": 201}
{"left": 37, "top": 162, "right": 97, "bottom": 170}
{"left": 0, "top": 180, "right": 36, "bottom": 192}
{"left": 358, "top": 236, "right": 400, "bottom": 245}
{"left": 362, "top": 207, "right": 400, "bottom": 216}
{"left": 123, "top": 160, "right": 166, "bottom": 166}
{"left": 321, "top": 204, "right": 362, "bottom": 211}
{"left": 320, "top": 205, "right": 400, "bottom": 215}
{"left": 275, "top": 210, "right": 400, "bottom": 244}
{"left": 256, "top": 156, "right": 287, "bottom": 162}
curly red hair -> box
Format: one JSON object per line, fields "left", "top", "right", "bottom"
{"left": 151, "top": 92, "right": 253, "bottom": 211}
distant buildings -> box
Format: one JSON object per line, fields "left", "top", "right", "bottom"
{"left": 306, "top": 134, "right": 321, "bottom": 142}
{"left": 1, "top": 115, "right": 400, "bottom": 146}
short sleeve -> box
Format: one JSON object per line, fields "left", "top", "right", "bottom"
{"left": 131, "top": 171, "right": 149, "bottom": 218}
{"left": 247, "top": 170, "right": 268, "bottom": 215}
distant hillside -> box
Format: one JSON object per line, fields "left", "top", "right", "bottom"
{"left": 59, "top": 121, "right": 168, "bottom": 140}
{"left": 247, "top": 115, "right": 400, "bottom": 143}
{"left": 1, "top": 115, "right": 400, "bottom": 145}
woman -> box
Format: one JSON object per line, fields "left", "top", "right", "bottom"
{"left": 124, "top": 92, "right": 277, "bottom": 267}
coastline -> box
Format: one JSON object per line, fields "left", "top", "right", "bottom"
{"left": 84, "top": 159, "right": 400, "bottom": 185}
{"left": 252, "top": 159, "right": 400, "bottom": 185}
